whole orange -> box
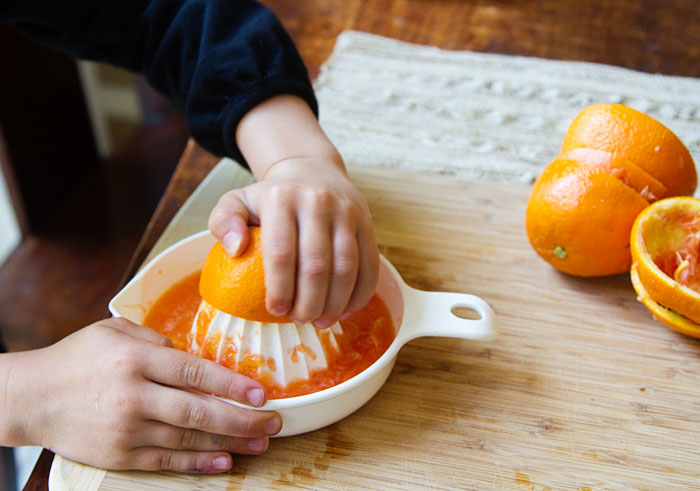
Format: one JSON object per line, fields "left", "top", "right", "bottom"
{"left": 526, "top": 157, "right": 649, "bottom": 276}
{"left": 199, "top": 226, "right": 290, "bottom": 323}
{"left": 561, "top": 103, "right": 696, "bottom": 196}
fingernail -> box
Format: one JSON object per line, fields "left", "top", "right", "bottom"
{"left": 248, "top": 437, "right": 268, "bottom": 452}
{"left": 314, "top": 319, "right": 331, "bottom": 329}
{"left": 246, "top": 388, "right": 265, "bottom": 407}
{"left": 340, "top": 311, "right": 352, "bottom": 321}
{"left": 222, "top": 231, "right": 242, "bottom": 256}
{"left": 269, "top": 304, "right": 288, "bottom": 317}
{"left": 265, "top": 416, "right": 283, "bottom": 435}
{"left": 213, "top": 455, "right": 231, "bottom": 471}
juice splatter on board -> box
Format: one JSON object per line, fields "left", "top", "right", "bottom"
{"left": 143, "top": 271, "right": 395, "bottom": 399}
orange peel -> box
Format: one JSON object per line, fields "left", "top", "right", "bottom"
{"left": 526, "top": 157, "right": 649, "bottom": 277}
{"left": 630, "top": 196, "right": 700, "bottom": 336}
{"left": 559, "top": 147, "right": 667, "bottom": 203}
{"left": 199, "top": 226, "right": 291, "bottom": 324}
{"left": 630, "top": 266, "right": 700, "bottom": 338}
{"left": 561, "top": 103, "right": 697, "bottom": 197}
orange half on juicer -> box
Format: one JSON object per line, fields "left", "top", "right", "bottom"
{"left": 188, "top": 226, "right": 345, "bottom": 393}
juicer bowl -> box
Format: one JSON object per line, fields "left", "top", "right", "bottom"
{"left": 109, "top": 230, "right": 498, "bottom": 437}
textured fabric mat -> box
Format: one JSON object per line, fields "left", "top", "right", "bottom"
{"left": 314, "top": 31, "right": 700, "bottom": 190}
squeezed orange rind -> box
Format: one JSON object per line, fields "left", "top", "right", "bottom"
{"left": 630, "top": 196, "right": 700, "bottom": 337}
{"left": 630, "top": 266, "right": 700, "bottom": 338}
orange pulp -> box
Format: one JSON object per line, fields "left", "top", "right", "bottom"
{"left": 650, "top": 210, "right": 700, "bottom": 293}
{"left": 143, "top": 271, "right": 396, "bottom": 399}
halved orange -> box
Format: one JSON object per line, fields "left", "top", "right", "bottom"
{"left": 199, "top": 226, "right": 291, "bottom": 323}
{"left": 559, "top": 147, "right": 667, "bottom": 203}
{"left": 561, "top": 103, "right": 696, "bottom": 197}
{"left": 630, "top": 197, "right": 700, "bottom": 336}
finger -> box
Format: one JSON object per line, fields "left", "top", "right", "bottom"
{"left": 260, "top": 195, "right": 298, "bottom": 317}
{"left": 208, "top": 190, "right": 252, "bottom": 256}
{"left": 141, "top": 346, "right": 267, "bottom": 407}
{"left": 145, "top": 384, "right": 282, "bottom": 438}
{"left": 103, "top": 317, "right": 173, "bottom": 347}
{"left": 314, "top": 221, "right": 359, "bottom": 328}
{"left": 343, "top": 222, "right": 380, "bottom": 317}
{"left": 144, "top": 422, "right": 269, "bottom": 455}
{"left": 129, "top": 447, "right": 234, "bottom": 474}
{"left": 292, "top": 194, "right": 333, "bottom": 322}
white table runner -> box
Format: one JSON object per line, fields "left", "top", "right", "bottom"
{"left": 315, "top": 31, "right": 700, "bottom": 188}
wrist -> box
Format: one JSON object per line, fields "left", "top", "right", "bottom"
{"left": 0, "top": 351, "right": 43, "bottom": 446}
{"left": 261, "top": 152, "right": 347, "bottom": 182}
{"left": 236, "top": 94, "right": 345, "bottom": 180}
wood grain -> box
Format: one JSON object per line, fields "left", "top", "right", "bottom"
{"left": 266, "top": 0, "right": 700, "bottom": 80}
{"left": 24, "top": 0, "right": 700, "bottom": 488}
{"left": 56, "top": 165, "right": 700, "bottom": 489}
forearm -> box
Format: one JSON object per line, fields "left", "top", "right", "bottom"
{"left": 0, "top": 0, "right": 317, "bottom": 165}
{"left": 236, "top": 94, "right": 346, "bottom": 180}
{"left": 0, "top": 351, "right": 40, "bottom": 447}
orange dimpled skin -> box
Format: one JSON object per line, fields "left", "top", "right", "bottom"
{"left": 526, "top": 158, "right": 649, "bottom": 277}
{"left": 199, "top": 226, "right": 291, "bottom": 323}
{"left": 561, "top": 103, "right": 697, "bottom": 197}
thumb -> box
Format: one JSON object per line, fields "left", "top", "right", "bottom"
{"left": 102, "top": 317, "right": 174, "bottom": 347}
{"left": 208, "top": 189, "right": 252, "bottom": 257}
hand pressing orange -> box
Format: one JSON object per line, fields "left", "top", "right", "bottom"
{"left": 208, "top": 95, "right": 379, "bottom": 329}
{"left": 200, "top": 226, "right": 291, "bottom": 324}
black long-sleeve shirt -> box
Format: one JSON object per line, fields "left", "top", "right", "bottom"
{"left": 0, "top": 0, "right": 318, "bottom": 167}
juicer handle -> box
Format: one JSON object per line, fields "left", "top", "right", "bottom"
{"left": 398, "top": 286, "right": 499, "bottom": 344}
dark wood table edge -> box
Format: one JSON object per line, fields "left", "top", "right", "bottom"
{"left": 119, "top": 140, "right": 221, "bottom": 287}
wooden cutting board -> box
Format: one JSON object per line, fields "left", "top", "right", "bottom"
{"left": 50, "top": 164, "right": 700, "bottom": 489}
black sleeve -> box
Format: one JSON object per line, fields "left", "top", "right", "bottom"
{"left": 0, "top": 0, "right": 318, "bottom": 167}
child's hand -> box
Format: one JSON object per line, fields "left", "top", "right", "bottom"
{"left": 2, "top": 318, "right": 280, "bottom": 473}
{"left": 208, "top": 95, "right": 379, "bottom": 328}
{"left": 209, "top": 157, "right": 379, "bottom": 328}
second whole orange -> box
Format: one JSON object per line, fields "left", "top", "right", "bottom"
{"left": 561, "top": 103, "right": 696, "bottom": 197}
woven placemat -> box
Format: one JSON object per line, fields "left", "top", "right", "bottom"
{"left": 315, "top": 31, "right": 700, "bottom": 190}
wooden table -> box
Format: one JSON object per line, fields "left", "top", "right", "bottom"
{"left": 25, "top": 0, "right": 700, "bottom": 489}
